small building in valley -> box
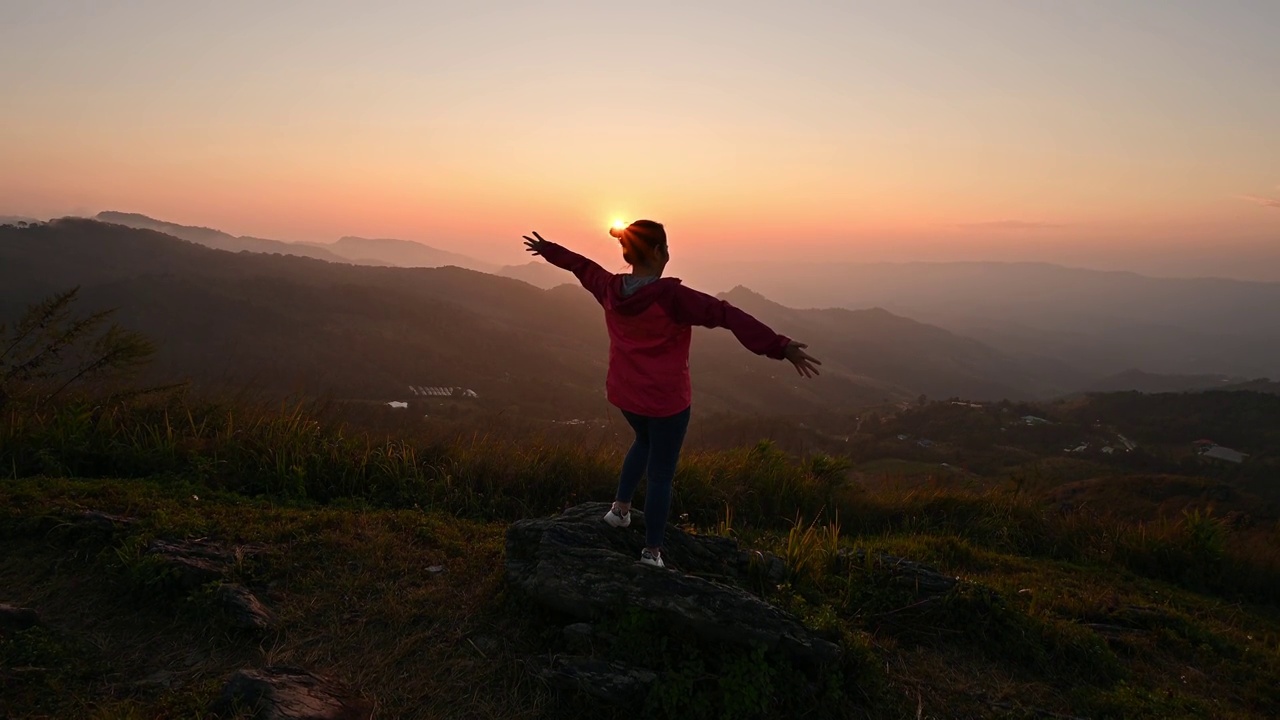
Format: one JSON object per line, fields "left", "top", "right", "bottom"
{"left": 407, "top": 386, "right": 479, "bottom": 398}
{"left": 1201, "top": 445, "right": 1247, "bottom": 464}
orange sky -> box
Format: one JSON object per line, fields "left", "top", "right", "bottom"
{"left": 1, "top": 2, "right": 1277, "bottom": 277}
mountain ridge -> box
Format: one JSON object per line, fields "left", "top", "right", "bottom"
{"left": 0, "top": 218, "right": 1080, "bottom": 413}
{"left": 95, "top": 211, "right": 352, "bottom": 264}
{"left": 693, "top": 260, "right": 1280, "bottom": 381}
{"left": 713, "top": 285, "right": 1070, "bottom": 400}
{"left": 313, "top": 235, "right": 496, "bottom": 272}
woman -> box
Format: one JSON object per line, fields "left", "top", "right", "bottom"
{"left": 523, "top": 220, "right": 821, "bottom": 568}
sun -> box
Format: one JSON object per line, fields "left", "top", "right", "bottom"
{"left": 611, "top": 219, "right": 627, "bottom": 230}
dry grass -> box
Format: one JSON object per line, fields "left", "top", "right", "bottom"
{"left": 4, "top": 395, "right": 1280, "bottom": 718}
{"left": 4, "top": 477, "right": 1280, "bottom": 718}
{"left": 0, "top": 479, "right": 562, "bottom": 719}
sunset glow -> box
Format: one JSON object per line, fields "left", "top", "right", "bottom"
{"left": 1, "top": 1, "right": 1278, "bottom": 279}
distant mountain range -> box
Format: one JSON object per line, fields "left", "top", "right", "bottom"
{"left": 0, "top": 215, "right": 41, "bottom": 225}
{"left": 94, "top": 211, "right": 354, "bottom": 263}
{"left": 94, "top": 211, "right": 573, "bottom": 287}
{"left": 707, "top": 287, "right": 1068, "bottom": 400}
{"left": 0, "top": 218, "right": 1097, "bottom": 416}
{"left": 94, "top": 212, "right": 465, "bottom": 267}
{"left": 1078, "top": 372, "right": 1277, "bottom": 396}
{"left": 4, "top": 216, "right": 1275, "bottom": 414}
{"left": 1079, "top": 369, "right": 1244, "bottom": 395}
{"left": 496, "top": 261, "right": 573, "bottom": 290}
{"left": 299, "top": 235, "right": 497, "bottom": 273}
{"left": 691, "top": 260, "right": 1280, "bottom": 380}
{"left": 2, "top": 218, "right": 619, "bottom": 416}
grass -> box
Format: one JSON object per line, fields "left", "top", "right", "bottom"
{"left": 2, "top": 396, "right": 1280, "bottom": 718}
{"left": 0, "top": 478, "right": 544, "bottom": 719}
{"left": 854, "top": 458, "right": 960, "bottom": 479}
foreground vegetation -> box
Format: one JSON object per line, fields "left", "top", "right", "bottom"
{"left": 3, "top": 396, "right": 1280, "bottom": 718}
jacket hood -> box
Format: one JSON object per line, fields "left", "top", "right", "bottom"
{"left": 607, "top": 275, "right": 682, "bottom": 316}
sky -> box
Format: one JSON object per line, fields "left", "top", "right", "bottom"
{"left": 2, "top": 1, "right": 1278, "bottom": 278}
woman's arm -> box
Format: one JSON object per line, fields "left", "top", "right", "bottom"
{"left": 667, "top": 285, "right": 821, "bottom": 377}
{"left": 669, "top": 285, "right": 786, "bottom": 355}
{"left": 523, "top": 231, "right": 612, "bottom": 305}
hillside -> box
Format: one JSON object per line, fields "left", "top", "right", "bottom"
{"left": 95, "top": 211, "right": 353, "bottom": 264}
{"left": 714, "top": 287, "right": 1066, "bottom": 400}
{"left": 68, "top": 215, "right": 1280, "bottom": 396}
{"left": 1221, "top": 378, "right": 1280, "bottom": 394}
{"left": 98, "top": 211, "right": 500, "bottom": 273}
{"left": 695, "top": 261, "right": 1280, "bottom": 381}
{"left": 1, "top": 219, "right": 924, "bottom": 417}
{"left": 21, "top": 220, "right": 1275, "bottom": 418}
{"left": 56, "top": 212, "right": 593, "bottom": 290}
{"left": 1078, "top": 369, "right": 1243, "bottom": 394}
{"left": 1, "top": 219, "right": 614, "bottom": 417}
{"left": 315, "top": 235, "right": 495, "bottom": 272}
{"left": 0, "top": 215, "right": 41, "bottom": 226}
{"left": 846, "top": 391, "right": 1280, "bottom": 527}
{"left": 3, "top": 398, "right": 1279, "bottom": 719}
{"left": 499, "top": 261, "right": 572, "bottom": 289}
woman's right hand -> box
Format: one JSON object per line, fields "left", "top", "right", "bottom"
{"left": 522, "top": 231, "right": 548, "bottom": 256}
{"left": 784, "top": 341, "right": 822, "bottom": 378}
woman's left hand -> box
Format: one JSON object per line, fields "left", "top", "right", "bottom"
{"left": 523, "top": 231, "right": 548, "bottom": 256}
{"left": 784, "top": 341, "right": 822, "bottom": 378}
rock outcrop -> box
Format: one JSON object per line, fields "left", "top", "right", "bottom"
{"left": 142, "top": 537, "right": 280, "bottom": 636}
{"left": 506, "top": 502, "right": 841, "bottom": 667}
{"left": 0, "top": 603, "right": 41, "bottom": 632}
{"left": 216, "top": 583, "right": 279, "bottom": 632}
{"left": 212, "top": 666, "right": 372, "bottom": 720}
{"left": 533, "top": 655, "right": 658, "bottom": 703}
{"left": 78, "top": 510, "right": 140, "bottom": 532}
{"left": 146, "top": 538, "right": 268, "bottom": 590}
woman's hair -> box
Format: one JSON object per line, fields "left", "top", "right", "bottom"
{"left": 614, "top": 220, "right": 667, "bottom": 266}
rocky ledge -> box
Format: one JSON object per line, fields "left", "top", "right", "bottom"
{"left": 505, "top": 502, "right": 843, "bottom": 699}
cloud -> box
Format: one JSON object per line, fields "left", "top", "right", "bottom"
{"left": 954, "top": 220, "right": 1067, "bottom": 231}
{"left": 1242, "top": 194, "right": 1280, "bottom": 209}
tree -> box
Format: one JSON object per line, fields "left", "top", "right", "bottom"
{"left": 0, "top": 288, "right": 155, "bottom": 410}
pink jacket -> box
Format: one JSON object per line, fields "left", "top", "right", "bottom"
{"left": 539, "top": 242, "right": 791, "bottom": 417}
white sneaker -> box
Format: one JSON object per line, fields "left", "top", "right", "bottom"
{"left": 603, "top": 507, "right": 631, "bottom": 528}
{"left": 640, "top": 548, "right": 665, "bottom": 568}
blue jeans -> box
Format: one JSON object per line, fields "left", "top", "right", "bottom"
{"left": 616, "top": 406, "right": 691, "bottom": 549}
